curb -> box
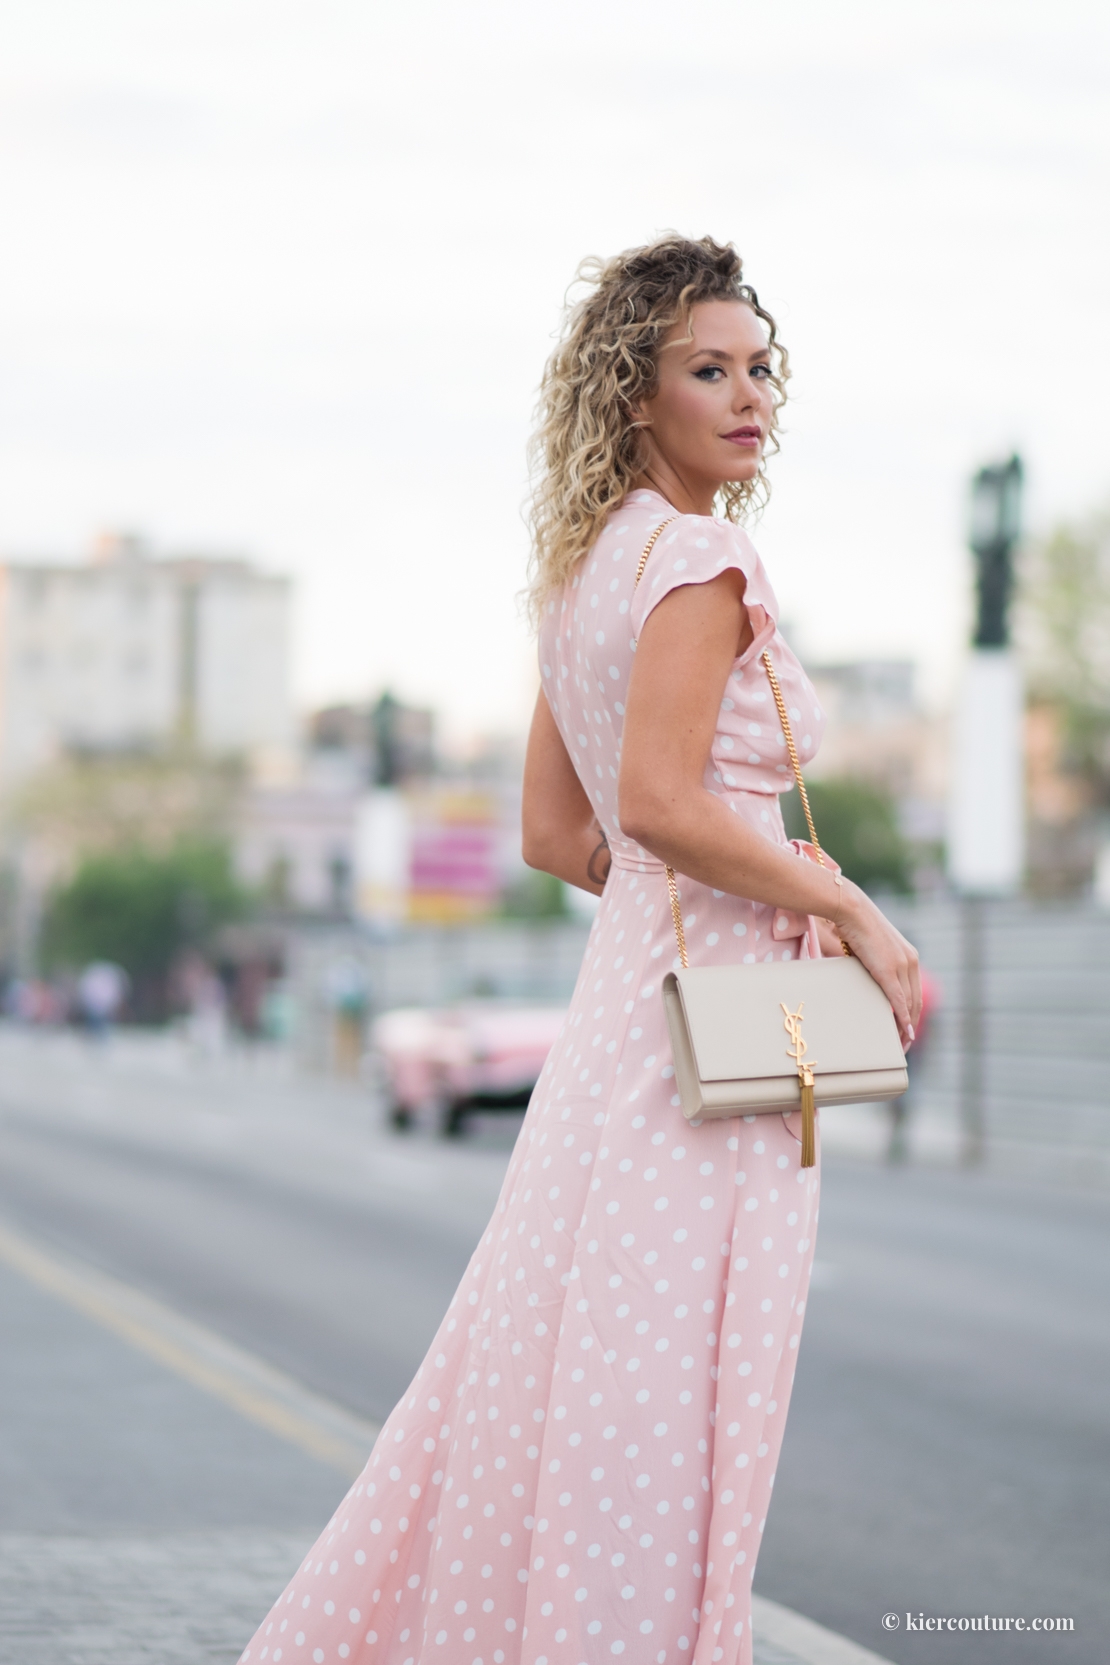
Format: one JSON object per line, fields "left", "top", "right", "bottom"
{"left": 753, "top": 1596, "right": 895, "bottom": 1664}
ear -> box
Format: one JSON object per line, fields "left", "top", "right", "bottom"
{"left": 625, "top": 397, "right": 652, "bottom": 431}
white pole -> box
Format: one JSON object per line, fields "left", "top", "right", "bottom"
{"left": 947, "top": 648, "right": 1024, "bottom": 896}
{"left": 354, "top": 788, "right": 411, "bottom": 928}
{"left": 947, "top": 645, "right": 1024, "bottom": 1167}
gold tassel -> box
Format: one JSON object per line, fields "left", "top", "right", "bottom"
{"left": 799, "top": 1066, "right": 816, "bottom": 1168}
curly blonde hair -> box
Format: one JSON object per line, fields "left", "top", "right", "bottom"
{"left": 526, "top": 234, "right": 789, "bottom": 623}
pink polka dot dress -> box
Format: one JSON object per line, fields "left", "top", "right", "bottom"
{"left": 239, "top": 491, "right": 825, "bottom": 1665}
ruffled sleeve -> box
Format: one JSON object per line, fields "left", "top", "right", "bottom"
{"left": 630, "top": 513, "right": 779, "bottom": 643}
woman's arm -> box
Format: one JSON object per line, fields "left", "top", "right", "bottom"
{"left": 618, "top": 572, "right": 921, "bottom": 1041}
{"left": 521, "top": 688, "right": 611, "bottom": 895}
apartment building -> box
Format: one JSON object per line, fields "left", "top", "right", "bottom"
{"left": 0, "top": 533, "right": 293, "bottom": 788}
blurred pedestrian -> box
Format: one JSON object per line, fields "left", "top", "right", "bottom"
{"left": 178, "top": 952, "right": 228, "bottom": 1058}
{"left": 239, "top": 235, "right": 919, "bottom": 1665}
{"left": 77, "top": 960, "right": 129, "bottom": 1037}
{"left": 324, "top": 954, "right": 370, "bottom": 1077}
{"left": 4, "top": 978, "right": 61, "bottom": 1024}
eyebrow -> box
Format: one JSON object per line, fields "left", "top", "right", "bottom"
{"left": 684, "top": 346, "right": 770, "bottom": 365}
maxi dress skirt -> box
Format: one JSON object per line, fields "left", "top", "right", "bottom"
{"left": 240, "top": 493, "right": 824, "bottom": 1665}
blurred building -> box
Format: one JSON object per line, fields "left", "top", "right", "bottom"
{"left": 347, "top": 713, "right": 513, "bottom": 927}
{"left": 1023, "top": 699, "right": 1102, "bottom": 896}
{"left": 309, "top": 693, "right": 435, "bottom": 787}
{"left": 1015, "top": 509, "right": 1110, "bottom": 895}
{"left": 0, "top": 532, "right": 293, "bottom": 787}
{"left": 239, "top": 700, "right": 526, "bottom": 926}
{"left": 402, "top": 786, "right": 503, "bottom": 924}
{"left": 237, "top": 756, "right": 360, "bottom": 916}
{"left": 238, "top": 693, "right": 442, "bottom": 920}
{"left": 806, "top": 659, "right": 948, "bottom": 843}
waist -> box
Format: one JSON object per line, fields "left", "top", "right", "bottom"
{"left": 607, "top": 794, "right": 787, "bottom": 876}
{"left": 609, "top": 847, "right": 667, "bottom": 875}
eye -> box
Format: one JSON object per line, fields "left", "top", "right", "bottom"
{"left": 750, "top": 363, "right": 773, "bottom": 380}
{"left": 694, "top": 365, "right": 725, "bottom": 381}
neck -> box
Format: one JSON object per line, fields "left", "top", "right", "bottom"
{"left": 632, "top": 460, "right": 717, "bottom": 518}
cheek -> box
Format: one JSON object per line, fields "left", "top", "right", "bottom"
{"left": 662, "top": 381, "right": 719, "bottom": 438}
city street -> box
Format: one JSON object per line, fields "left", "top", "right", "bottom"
{"left": 5, "top": 12, "right": 1108, "bottom": 1665}
{"left": 0, "top": 1028, "right": 1106, "bottom": 1663}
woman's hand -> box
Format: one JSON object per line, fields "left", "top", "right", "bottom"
{"left": 814, "top": 917, "right": 846, "bottom": 958}
{"left": 834, "top": 879, "right": 922, "bottom": 1049}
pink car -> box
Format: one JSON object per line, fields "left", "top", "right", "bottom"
{"left": 371, "top": 1000, "right": 568, "bottom": 1136}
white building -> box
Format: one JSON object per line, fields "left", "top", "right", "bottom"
{"left": 806, "top": 659, "right": 948, "bottom": 842}
{"left": 0, "top": 534, "right": 293, "bottom": 788}
{"left": 237, "top": 759, "right": 361, "bottom": 915}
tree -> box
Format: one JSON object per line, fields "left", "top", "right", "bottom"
{"left": 14, "top": 748, "right": 243, "bottom": 878}
{"left": 500, "top": 868, "right": 569, "bottom": 919}
{"left": 1018, "top": 507, "right": 1110, "bottom": 805}
{"left": 782, "top": 778, "right": 911, "bottom": 894}
{"left": 39, "top": 840, "right": 250, "bottom": 1018}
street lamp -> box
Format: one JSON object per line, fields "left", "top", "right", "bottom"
{"left": 969, "top": 454, "right": 1023, "bottom": 647}
{"left": 949, "top": 453, "right": 1025, "bottom": 896}
{"left": 948, "top": 453, "right": 1026, "bottom": 1164}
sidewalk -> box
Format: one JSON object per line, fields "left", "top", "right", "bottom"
{"left": 0, "top": 1218, "right": 892, "bottom": 1665}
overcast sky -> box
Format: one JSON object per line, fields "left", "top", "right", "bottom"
{"left": 1, "top": 0, "right": 1107, "bottom": 742}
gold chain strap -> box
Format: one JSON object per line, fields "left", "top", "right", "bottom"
{"left": 632, "top": 520, "right": 847, "bottom": 970}
{"left": 760, "top": 649, "right": 823, "bottom": 861}
{"left": 665, "top": 866, "right": 688, "bottom": 970}
{"left": 635, "top": 517, "right": 677, "bottom": 586}
{"left": 762, "top": 649, "right": 850, "bottom": 957}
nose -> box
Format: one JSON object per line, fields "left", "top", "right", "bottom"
{"left": 733, "top": 368, "right": 766, "bottom": 415}
{"left": 732, "top": 377, "right": 757, "bottom": 413}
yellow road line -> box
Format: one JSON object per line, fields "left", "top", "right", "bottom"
{"left": 0, "top": 1218, "right": 380, "bottom": 1479}
{"left": 0, "top": 1224, "right": 895, "bottom": 1665}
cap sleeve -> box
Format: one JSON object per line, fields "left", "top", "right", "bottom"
{"left": 630, "top": 513, "right": 778, "bottom": 641}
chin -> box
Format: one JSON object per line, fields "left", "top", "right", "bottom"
{"left": 719, "top": 461, "right": 761, "bottom": 487}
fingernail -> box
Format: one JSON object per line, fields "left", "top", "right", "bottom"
{"left": 907, "top": 1024, "right": 915, "bottom": 1042}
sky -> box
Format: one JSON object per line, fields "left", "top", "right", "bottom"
{"left": 1, "top": 0, "right": 1108, "bottom": 744}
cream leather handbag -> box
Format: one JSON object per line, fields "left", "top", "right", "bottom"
{"left": 633, "top": 520, "right": 908, "bottom": 1167}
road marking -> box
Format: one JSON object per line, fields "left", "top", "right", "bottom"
{"left": 0, "top": 1220, "right": 892, "bottom": 1665}
{"left": 0, "top": 1218, "right": 380, "bottom": 1479}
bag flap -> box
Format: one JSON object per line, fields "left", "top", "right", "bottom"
{"left": 665, "top": 957, "right": 905, "bottom": 1082}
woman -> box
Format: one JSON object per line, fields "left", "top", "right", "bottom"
{"left": 239, "top": 235, "right": 919, "bottom": 1665}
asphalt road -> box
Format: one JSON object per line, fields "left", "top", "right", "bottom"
{"left": 0, "top": 1030, "right": 1107, "bottom": 1665}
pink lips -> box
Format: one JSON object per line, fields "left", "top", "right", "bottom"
{"left": 723, "top": 426, "right": 762, "bottom": 446}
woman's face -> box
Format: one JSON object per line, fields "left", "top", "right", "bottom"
{"left": 632, "top": 299, "right": 775, "bottom": 497}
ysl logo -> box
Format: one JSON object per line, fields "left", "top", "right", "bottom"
{"left": 781, "top": 1001, "right": 819, "bottom": 1167}
{"left": 780, "top": 1002, "right": 817, "bottom": 1081}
